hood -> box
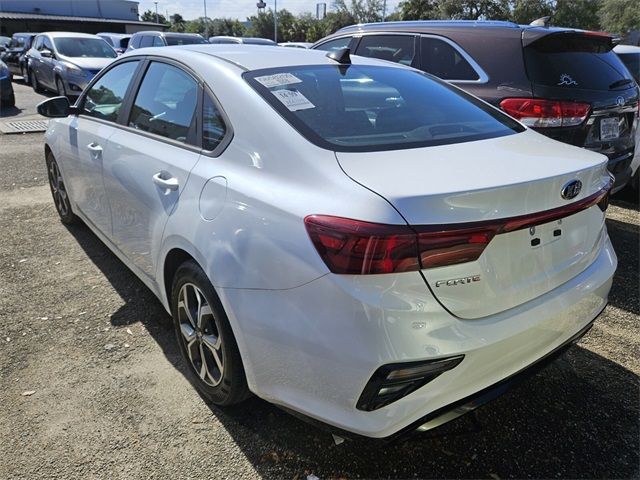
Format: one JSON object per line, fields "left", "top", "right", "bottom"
{"left": 58, "top": 56, "right": 115, "bottom": 71}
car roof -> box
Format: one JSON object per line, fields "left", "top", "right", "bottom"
{"left": 41, "top": 32, "right": 102, "bottom": 39}
{"left": 133, "top": 31, "right": 202, "bottom": 37}
{"left": 614, "top": 44, "right": 640, "bottom": 54}
{"left": 124, "top": 44, "right": 406, "bottom": 71}
{"left": 336, "top": 20, "right": 586, "bottom": 35}
{"left": 98, "top": 32, "right": 131, "bottom": 38}
{"left": 13, "top": 32, "right": 37, "bottom": 37}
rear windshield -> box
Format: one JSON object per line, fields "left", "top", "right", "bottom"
{"left": 525, "top": 34, "right": 634, "bottom": 90}
{"left": 165, "top": 35, "right": 207, "bottom": 46}
{"left": 617, "top": 52, "right": 640, "bottom": 83}
{"left": 244, "top": 65, "right": 523, "bottom": 152}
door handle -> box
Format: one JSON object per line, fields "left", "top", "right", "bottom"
{"left": 87, "top": 142, "right": 102, "bottom": 153}
{"left": 152, "top": 172, "right": 179, "bottom": 191}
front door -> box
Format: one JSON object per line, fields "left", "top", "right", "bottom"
{"left": 65, "top": 60, "right": 142, "bottom": 236}
{"left": 102, "top": 61, "right": 202, "bottom": 279}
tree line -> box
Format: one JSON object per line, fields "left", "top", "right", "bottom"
{"left": 140, "top": 0, "right": 639, "bottom": 44}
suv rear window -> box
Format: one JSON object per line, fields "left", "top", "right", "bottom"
{"left": 525, "top": 34, "right": 633, "bottom": 90}
{"left": 244, "top": 65, "right": 523, "bottom": 152}
{"left": 165, "top": 35, "right": 207, "bottom": 46}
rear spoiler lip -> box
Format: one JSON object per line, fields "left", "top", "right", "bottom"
{"left": 521, "top": 28, "right": 615, "bottom": 48}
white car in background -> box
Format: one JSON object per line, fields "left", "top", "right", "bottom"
{"left": 37, "top": 45, "right": 616, "bottom": 439}
{"left": 614, "top": 44, "right": 640, "bottom": 190}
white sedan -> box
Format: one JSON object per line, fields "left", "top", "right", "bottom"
{"left": 37, "top": 45, "right": 616, "bottom": 439}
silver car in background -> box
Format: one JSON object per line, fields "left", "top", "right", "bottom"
{"left": 26, "top": 32, "right": 116, "bottom": 97}
{"left": 97, "top": 33, "right": 132, "bottom": 55}
{"left": 615, "top": 44, "right": 640, "bottom": 190}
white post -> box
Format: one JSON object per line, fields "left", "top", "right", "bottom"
{"left": 274, "top": 0, "right": 278, "bottom": 43}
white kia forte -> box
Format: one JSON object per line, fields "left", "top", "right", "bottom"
{"left": 38, "top": 45, "right": 617, "bottom": 439}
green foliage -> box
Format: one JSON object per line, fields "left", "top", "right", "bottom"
{"left": 170, "top": 13, "right": 187, "bottom": 32}
{"left": 599, "top": 0, "right": 640, "bottom": 34}
{"left": 396, "top": 0, "right": 442, "bottom": 21}
{"left": 438, "top": 0, "right": 511, "bottom": 20}
{"left": 140, "top": 9, "right": 168, "bottom": 25}
{"left": 510, "top": 0, "right": 554, "bottom": 24}
{"left": 333, "top": 0, "right": 385, "bottom": 23}
{"left": 553, "top": 0, "right": 601, "bottom": 31}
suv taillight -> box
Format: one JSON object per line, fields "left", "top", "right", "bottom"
{"left": 500, "top": 98, "right": 591, "bottom": 127}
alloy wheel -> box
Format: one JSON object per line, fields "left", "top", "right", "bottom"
{"left": 177, "top": 283, "right": 224, "bottom": 386}
{"left": 47, "top": 159, "right": 70, "bottom": 217}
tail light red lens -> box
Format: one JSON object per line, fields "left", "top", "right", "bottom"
{"left": 305, "top": 179, "right": 612, "bottom": 275}
{"left": 500, "top": 98, "right": 591, "bottom": 128}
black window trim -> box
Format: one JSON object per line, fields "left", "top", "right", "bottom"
{"left": 75, "top": 55, "right": 233, "bottom": 156}
{"left": 418, "top": 34, "right": 488, "bottom": 84}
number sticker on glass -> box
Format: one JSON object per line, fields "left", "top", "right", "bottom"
{"left": 271, "top": 89, "right": 315, "bottom": 111}
{"left": 255, "top": 73, "right": 302, "bottom": 88}
{"left": 600, "top": 117, "right": 620, "bottom": 141}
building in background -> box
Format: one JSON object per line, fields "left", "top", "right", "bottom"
{"left": 0, "top": 0, "right": 166, "bottom": 36}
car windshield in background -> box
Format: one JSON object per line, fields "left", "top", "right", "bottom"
{"left": 525, "top": 34, "right": 633, "bottom": 90}
{"left": 244, "top": 65, "right": 523, "bottom": 152}
{"left": 10, "top": 37, "right": 26, "bottom": 48}
{"left": 617, "top": 53, "right": 640, "bottom": 83}
{"left": 54, "top": 37, "right": 117, "bottom": 58}
{"left": 165, "top": 35, "right": 207, "bottom": 46}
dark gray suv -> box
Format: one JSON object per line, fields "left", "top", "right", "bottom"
{"left": 313, "top": 20, "right": 640, "bottom": 192}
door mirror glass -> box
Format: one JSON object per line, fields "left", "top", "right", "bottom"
{"left": 41, "top": 49, "right": 54, "bottom": 58}
{"left": 37, "top": 96, "right": 72, "bottom": 117}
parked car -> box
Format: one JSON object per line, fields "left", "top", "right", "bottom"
{"left": 614, "top": 44, "right": 640, "bottom": 190}
{"left": 126, "top": 31, "right": 207, "bottom": 52}
{"left": 278, "top": 42, "right": 312, "bottom": 48}
{"left": 26, "top": 32, "right": 117, "bottom": 96}
{"left": 1, "top": 32, "right": 37, "bottom": 79}
{"left": 313, "top": 20, "right": 639, "bottom": 193}
{"left": 209, "top": 36, "right": 277, "bottom": 45}
{"left": 37, "top": 45, "right": 616, "bottom": 439}
{"left": 97, "top": 32, "right": 132, "bottom": 55}
{"left": 0, "top": 60, "right": 15, "bottom": 107}
{"left": 0, "top": 36, "right": 10, "bottom": 52}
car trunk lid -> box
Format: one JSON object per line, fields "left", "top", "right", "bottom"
{"left": 335, "top": 130, "right": 612, "bottom": 319}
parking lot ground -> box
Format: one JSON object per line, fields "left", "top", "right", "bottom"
{"left": 0, "top": 81, "right": 639, "bottom": 479}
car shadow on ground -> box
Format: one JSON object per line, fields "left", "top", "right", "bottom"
{"left": 63, "top": 222, "right": 639, "bottom": 479}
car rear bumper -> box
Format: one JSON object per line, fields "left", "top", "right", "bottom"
{"left": 219, "top": 230, "right": 616, "bottom": 438}
{"left": 607, "top": 149, "right": 634, "bottom": 193}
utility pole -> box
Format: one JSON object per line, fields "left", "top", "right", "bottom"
{"left": 274, "top": 0, "right": 278, "bottom": 43}
{"left": 154, "top": 1, "right": 159, "bottom": 24}
{"left": 203, "top": 0, "right": 208, "bottom": 38}
{"left": 382, "top": 0, "right": 386, "bottom": 21}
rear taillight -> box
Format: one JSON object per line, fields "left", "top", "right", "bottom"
{"left": 305, "top": 179, "right": 612, "bottom": 275}
{"left": 500, "top": 98, "right": 591, "bottom": 128}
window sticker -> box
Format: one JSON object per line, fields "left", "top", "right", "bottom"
{"left": 255, "top": 73, "right": 302, "bottom": 88}
{"left": 271, "top": 89, "right": 315, "bottom": 111}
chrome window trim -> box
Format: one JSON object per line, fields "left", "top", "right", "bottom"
{"left": 419, "top": 34, "right": 489, "bottom": 84}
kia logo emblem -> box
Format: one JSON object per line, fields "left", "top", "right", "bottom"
{"left": 616, "top": 96, "right": 625, "bottom": 107}
{"left": 561, "top": 180, "right": 582, "bottom": 200}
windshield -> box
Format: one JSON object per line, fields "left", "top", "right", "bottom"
{"left": 165, "top": 35, "right": 207, "bottom": 46}
{"left": 525, "top": 34, "right": 633, "bottom": 90}
{"left": 617, "top": 53, "right": 640, "bottom": 83}
{"left": 244, "top": 65, "right": 523, "bottom": 152}
{"left": 54, "top": 37, "right": 117, "bottom": 58}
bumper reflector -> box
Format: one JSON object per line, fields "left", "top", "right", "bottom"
{"left": 356, "top": 355, "right": 464, "bottom": 411}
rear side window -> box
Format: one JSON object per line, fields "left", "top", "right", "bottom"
{"left": 202, "top": 93, "right": 227, "bottom": 151}
{"left": 315, "top": 37, "right": 351, "bottom": 52}
{"left": 245, "top": 65, "right": 523, "bottom": 152}
{"left": 420, "top": 37, "right": 479, "bottom": 81}
{"left": 525, "top": 34, "right": 633, "bottom": 90}
{"left": 129, "top": 62, "right": 198, "bottom": 143}
{"left": 355, "top": 35, "right": 416, "bottom": 66}
{"left": 84, "top": 61, "right": 140, "bottom": 122}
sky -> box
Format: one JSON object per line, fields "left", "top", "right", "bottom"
{"left": 138, "top": 0, "right": 401, "bottom": 22}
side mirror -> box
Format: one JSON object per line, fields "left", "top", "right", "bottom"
{"left": 41, "top": 49, "right": 54, "bottom": 58}
{"left": 37, "top": 96, "right": 76, "bottom": 118}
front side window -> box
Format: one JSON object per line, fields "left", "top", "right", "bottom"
{"left": 54, "top": 37, "right": 116, "bottom": 58}
{"left": 129, "top": 62, "right": 198, "bottom": 143}
{"left": 355, "top": 35, "right": 416, "bottom": 66}
{"left": 314, "top": 36, "right": 352, "bottom": 52}
{"left": 83, "top": 61, "right": 140, "bottom": 122}
{"left": 420, "top": 37, "right": 479, "bottom": 81}
{"left": 33, "top": 36, "right": 43, "bottom": 50}
{"left": 140, "top": 35, "right": 154, "bottom": 48}
{"left": 42, "top": 36, "right": 54, "bottom": 52}
{"left": 245, "top": 65, "right": 523, "bottom": 152}
{"left": 203, "top": 93, "right": 227, "bottom": 151}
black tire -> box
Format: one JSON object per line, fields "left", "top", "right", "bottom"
{"left": 30, "top": 69, "right": 43, "bottom": 93}
{"left": 171, "top": 260, "right": 250, "bottom": 406}
{"left": 55, "top": 76, "right": 66, "bottom": 97}
{"left": 45, "top": 152, "right": 79, "bottom": 225}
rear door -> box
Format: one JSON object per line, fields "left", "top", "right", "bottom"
{"left": 354, "top": 34, "right": 419, "bottom": 68}
{"left": 102, "top": 60, "right": 202, "bottom": 279}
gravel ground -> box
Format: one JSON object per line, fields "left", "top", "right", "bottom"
{"left": 1, "top": 81, "right": 639, "bottom": 480}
